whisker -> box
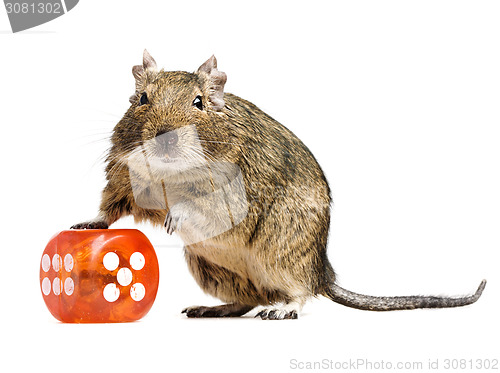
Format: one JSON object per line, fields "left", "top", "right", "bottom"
{"left": 104, "top": 141, "right": 146, "bottom": 181}
{"left": 79, "top": 107, "right": 123, "bottom": 119}
{"left": 182, "top": 145, "right": 216, "bottom": 164}
{"left": 198, "top": 139, "right": 254, "bottom": 149}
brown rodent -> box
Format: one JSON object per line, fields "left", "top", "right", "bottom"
{"left": 72, "top": 50, "right": 486, "bottom": 319}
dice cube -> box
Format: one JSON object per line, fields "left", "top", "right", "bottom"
{"left": 40, "top": 229, "right": 160, "bottom": 323}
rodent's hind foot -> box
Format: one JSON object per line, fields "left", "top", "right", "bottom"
{"left": 182, "top": 303, "right": 254, "bottom": 318}
{"left": 70, "top": 221, "right": 109, "bottom": 230}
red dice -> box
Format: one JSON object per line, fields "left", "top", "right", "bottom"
{"left": 40, "top": 229, "right": 160, "bottom": 323}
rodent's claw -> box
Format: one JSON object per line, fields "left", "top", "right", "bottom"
{"left": 164, "top": 212, "right": 175, "bottom": 234}
{"left": 164, "top": 210, "right": 184, "bottom": 234}
{"left": 255, "top": 307, "right": 298, "bottom": 320}
{"left": 70, "top": 221, "right": 109, "bottom": 230}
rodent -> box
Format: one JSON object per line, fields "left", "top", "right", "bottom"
{"left": 72, "top": 50, "right": 486, "bottom": 319}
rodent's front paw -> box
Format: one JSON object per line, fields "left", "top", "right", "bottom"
{"left": 163, "top": 209, "right": 186, "bottom": 235}
{"left": 70, "top": 221, "right": 109, "bottom": 230}
{"left": 255, "top": 305, "right": 299, "bottom": 320}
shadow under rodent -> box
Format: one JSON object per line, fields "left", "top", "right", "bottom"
{"left": 72, "top": 50, "right": 486, "bottom": 320}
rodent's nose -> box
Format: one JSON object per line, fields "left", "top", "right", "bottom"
{"left": 155, "top": 130, "right": 179, "bottom": 150}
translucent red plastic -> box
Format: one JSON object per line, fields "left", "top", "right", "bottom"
{"left": 40, "top": 229, "right": 160, "bottom": 323}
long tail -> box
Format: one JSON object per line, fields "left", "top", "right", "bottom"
{"left": 323, "top": 280, "right": 486, "bottom": 311}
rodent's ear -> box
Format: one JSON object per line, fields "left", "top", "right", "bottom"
{"left": 132, "top": 49, "right": 158, "bottom": 79}
{"left": 197, "top": 55, "right": 227, "bottom": 111}
{"left": 130, "top": 49, "right": 158, "bottom": 103}
{"left": 142, "top": 49, "right": 157, "bottom": 71}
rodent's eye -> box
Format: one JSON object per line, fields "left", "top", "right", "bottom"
{"left": 193, "top": 95, "right": 203, "bottom": 110}
{"left": 139, "top": 92, "right": 149, "bottom": 106}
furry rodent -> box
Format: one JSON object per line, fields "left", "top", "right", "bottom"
{"left": 72, "top": 50, "right": 486, "bottom": 319}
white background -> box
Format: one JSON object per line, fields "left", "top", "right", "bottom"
{"left": 1, "top": 1, "right": 499, "bottom": 372}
